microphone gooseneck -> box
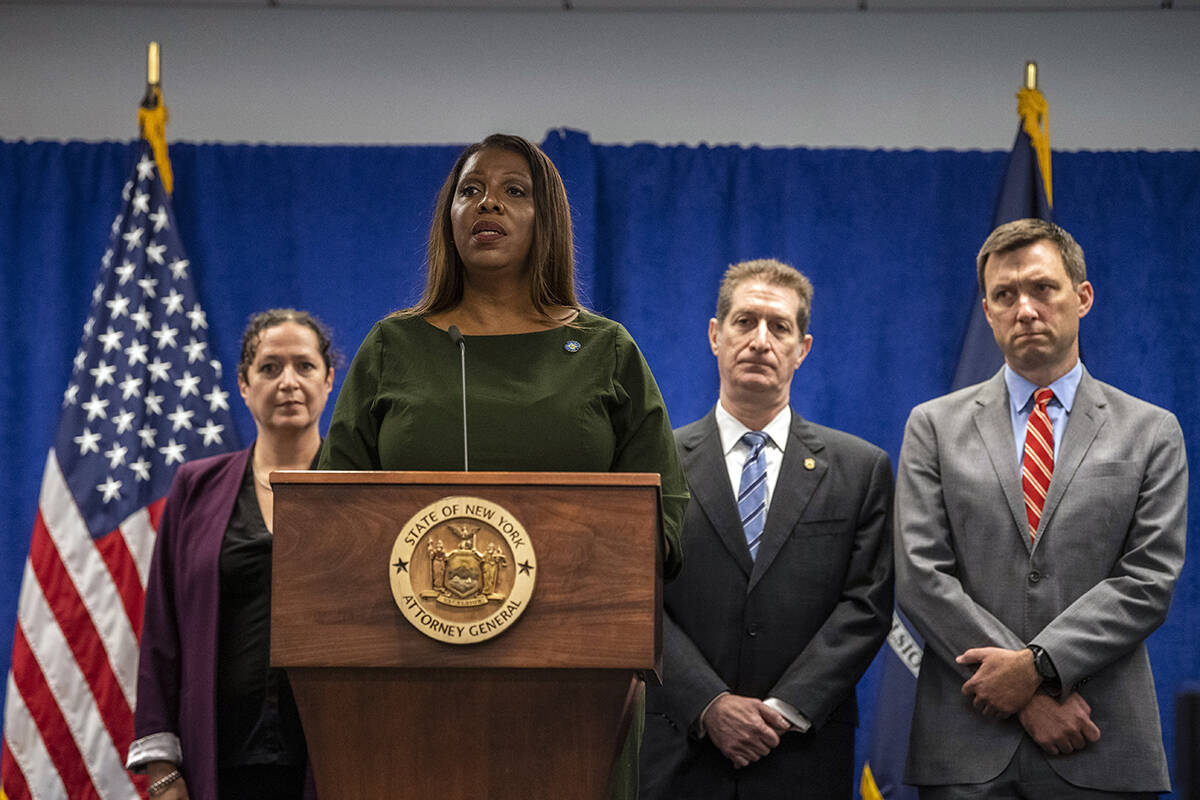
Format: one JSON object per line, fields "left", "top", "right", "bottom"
{"left": 448, "top": 325, "right": 468, "bottom": 471}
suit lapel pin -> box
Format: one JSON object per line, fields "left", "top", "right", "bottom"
{"left": 804, "top": 457, "right": 816, "bottom": 470}
{"left": 564, "top": 340, "right": 581, "bottom": 353}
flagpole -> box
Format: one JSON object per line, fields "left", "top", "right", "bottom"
{"left": 138, "top": 41, "right": 174, "bottom": 194}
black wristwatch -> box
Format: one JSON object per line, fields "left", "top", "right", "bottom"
{"left": 1027, "top": 644, "right": 1062, "bottom": 696}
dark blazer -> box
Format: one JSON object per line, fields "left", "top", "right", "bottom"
{"left": 132, "top": 447, "right": 249, "bottom": 800}
{"left": 895, "top": 367, "right": 1187, "bottom": 792}
{"left": 641, "top": 407, "right": 894, "bottom": 800}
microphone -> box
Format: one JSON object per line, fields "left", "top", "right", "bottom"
{"left": 448, "top": 325, "right": 468, "bottom": 471}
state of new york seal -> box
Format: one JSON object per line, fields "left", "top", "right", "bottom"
{"left": 389, "top": 496, "right": 537, "bottom": 644}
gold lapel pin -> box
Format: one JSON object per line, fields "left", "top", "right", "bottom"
{"left": 804, "top": 457, "right": 816, "bottom": 470}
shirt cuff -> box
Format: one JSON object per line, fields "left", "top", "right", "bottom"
{"left": 764, "top": 697, "right": 812, "bottom": 733}
{"left": 694, "top": 691, "right": 730, "bottom": 738}
{"left": 125, "top": 732, "right": 182, "bottom": 772}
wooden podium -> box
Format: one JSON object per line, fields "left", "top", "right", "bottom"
{"left": 270, "top": 471, "right": 663, "bottom": 800}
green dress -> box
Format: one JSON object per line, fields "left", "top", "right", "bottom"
{"left": 318, "top": 311, "right": 686, "bottom": 798}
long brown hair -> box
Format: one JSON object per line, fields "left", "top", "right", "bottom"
{"left": 400, "top": 134, "right": 578, "bottom": 319}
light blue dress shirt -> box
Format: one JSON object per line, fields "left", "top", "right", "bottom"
{"left": 1004, "top": 360, "right": 1083, "bottom": 475}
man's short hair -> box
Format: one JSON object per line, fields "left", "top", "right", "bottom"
{"left": 715, "top": 259, "right": 814, "bottom": 336}
{"left": 976, "top": 218, "right": 1087, "bottom": 292}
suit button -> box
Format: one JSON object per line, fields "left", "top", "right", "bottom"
{"left": 747, "top": 624, "right": 760, "bottom": 637}
{"left": 1028, "top": 570, "right": 1042, "bottom": 583}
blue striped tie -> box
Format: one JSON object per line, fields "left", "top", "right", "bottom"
{"left": 738, "top": 431, "right": 770, "bottom": 560}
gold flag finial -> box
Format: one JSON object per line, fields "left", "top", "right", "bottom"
{"left": 147, "top": 41, "right": 160, "bottom": 86}
{"left": 1016, "top": 62, "right": 1051, "bottom": 208}
{"left": 138, "top": 41, "right": 174, "bottom": 194}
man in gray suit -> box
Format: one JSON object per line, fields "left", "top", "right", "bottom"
{"left": 640, "top": 259, "right": 894, "bottom": 799}
{"left": 896, "top": 219, "right": 1187, "bottom": 798}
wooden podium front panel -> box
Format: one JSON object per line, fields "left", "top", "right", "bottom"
{"left": 271, "top": 472, "right": 661, "bottom": 671}
{"left": 288, "top": 667, "right": 640, "bottom": 800}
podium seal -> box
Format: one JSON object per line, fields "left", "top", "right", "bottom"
{"left": 389, "top": 496, "right": 537, "bottom": 644}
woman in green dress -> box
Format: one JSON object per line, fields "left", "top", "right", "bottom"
{"left": 318, "top": 133, "right": 686, "bottom": 798}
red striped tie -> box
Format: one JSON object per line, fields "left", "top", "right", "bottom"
{"left": 1022, "top": 387, "right": 1055, "bottom": 541}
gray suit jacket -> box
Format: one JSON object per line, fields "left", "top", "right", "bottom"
{"left": 895, "top": 367, "right": 1187, "bottom": 792}
{"left": 641, "top": 407, "right": 894, "bottom": 799}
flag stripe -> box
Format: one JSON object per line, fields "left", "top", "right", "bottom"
{"left": 122, "top": 503, "right": 162, "bottom": 592}
{"left": 8, "top": 625, "right": 97, "bottom": 799}
{"left": 3, "top": 673, "right": 55, "bottom": 800}
{"left": 94, "top": 529, "right": 147, "bottom": 640}
{"left": 2, "top": 736, "right": 34, "bottom": 800}
{"left": 37, "top": 456, "right": 140, "bottom": 710}
{"left": 27, "top": 508, "right": 134, "bottom": 749}
{"left": 16, "top": 557, "right": 137, "bottom": 800}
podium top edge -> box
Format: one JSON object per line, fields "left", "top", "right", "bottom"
{"left": 267, "top": 470, "right": 663, "bottom": 488}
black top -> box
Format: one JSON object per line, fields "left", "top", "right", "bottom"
{"left": 215, "top": 459, "right": 306, "bottom": 768}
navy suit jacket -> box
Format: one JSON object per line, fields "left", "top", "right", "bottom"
{"left": 641, "top": 407, "right": 894, "bottom": 799}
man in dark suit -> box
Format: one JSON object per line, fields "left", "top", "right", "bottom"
{"left": 640, "top": 259, "right": 894, "bottom": 799}
{"left": 895, "top": 219, "right": 1187, "bottom": 798}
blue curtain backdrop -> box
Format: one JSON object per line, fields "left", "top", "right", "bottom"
{"left": 2, "top": 132, "right": 1198, "bottom": 795}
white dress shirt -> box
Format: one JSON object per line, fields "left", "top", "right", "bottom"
{"left": 699, "top": 402, "right": 812, "bottom": 734}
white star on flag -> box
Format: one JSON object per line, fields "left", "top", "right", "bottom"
{"left": 167, "top": 405, "right": 195, "bottom": 432}
{"left": 116, "top": 262, "right": 136, "bottom": 284}
{"left": 81, "top": 394, "right": 110, "bottom": 422}
{"left": 63, "top": 384, "right": 79, "bottom": 406}
{"left": 98, "top": 327, "right": 124, "bottom": 353}
{"left": 96, "top": 475, "right": 123, "bottom": 503}
{"left": 187, "top": 304, "right": 208, "bottom": 330}
{"left": 147, "top": 358, "right": 172, "bottom": 383}
{"left": 136, "top": 153, "right": 156, "bottom": 180}
{"left": 103, "top": 443, "right": 128, "bottom": 469}
{"left": 144, "top": 391, "right": 165, "bottom": 415}
{"left": 89, "top": 360, "right": 117, "bottom": 387}
{"left": 145, "top": 242, "right": 167, "bottom": 265}
{"left": 122, "top": 226, "right": 144, "bottom": 249}
{"left": 169, "top": 258, "right": 189, "bottom": 279}
{"left": 204, "top": 386, "right": 230, "bottom": 412}
{"left": 149, "top": 206, "right": 169, "bottom": 232}
{"left": 131, "top": 305, "right": 152, "bottom": 331}
{"left": 137, "top": 425, "right": 157, "bottom": 448}
{"left": 162, "top": 289, "right": 185, "bottom": 315}
{"left": 151, "top": 323, "right": 179, "bottom": 350}
{"left": 131, "top": 192, "right": 150, "bottom": 215}
{"left": 74, "top": 428, "right": 101, "bottom": 455}
{"left": 105, "top": 294, "right": 131, "bottom": 318}
{"left": 198, "top": 419, "right": 225, "bottom": 446}
{"left": 112, "top": 408, "right": 136, "bottom": 434}
{"left": 124, "top": 340, "right": 149, "bottom": 366}
{"left": 159, "top": 438, "right": 187, "bottom": 465}
{"left": 128, "top": 457, "right": 151, "bottom": 481}
{"left": 175, "top": 371, "right": 201, "bottom": 398}
{"left": 184, "top": 338, "right": 208, "bottom": 364}
{"left": 118, "top": 374, "right": 143, "bottom": 400}
{"left": 137, "top": 277, "right": 158, "bottom": 298}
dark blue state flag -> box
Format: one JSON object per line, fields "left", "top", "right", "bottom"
{"left": 860, "top": 85, "right": 1054, "bottom": 800}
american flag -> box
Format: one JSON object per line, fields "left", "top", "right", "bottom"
{"left": 2, "top": 140, "right": 239, "bottom": 799}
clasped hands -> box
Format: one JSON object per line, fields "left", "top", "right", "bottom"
{"left": 701, "top": 693, "right": 792, "bottom": 769}
{"left": 957, "top": 646, "right": 1100, "bottom": 756}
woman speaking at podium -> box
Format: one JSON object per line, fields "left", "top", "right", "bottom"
{"left": 319, "top": 133, "right": 686, "bottom": 798}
